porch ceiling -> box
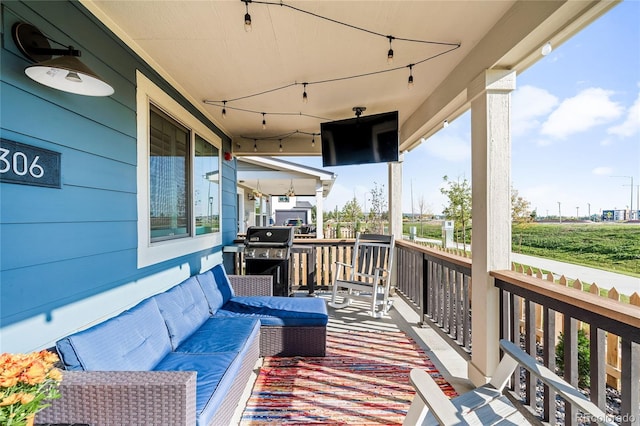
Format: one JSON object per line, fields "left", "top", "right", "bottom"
{"left": 83, "top": 0, "right": 617, "bottom": 156}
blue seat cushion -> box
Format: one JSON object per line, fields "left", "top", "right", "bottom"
{"left": 56, "top": 298, "right": 172, "bottom": 371}
{"left": 175, "top": 317, "right": 260, "bottom": 354}
{"left": 216, "top": 296, "right": 328, "bottom": 326}
{"left": 154, "top": 276, "right": 211, "bottom": 349}
{"left": 154, "top": 351, "right": 244, "bottom": 426}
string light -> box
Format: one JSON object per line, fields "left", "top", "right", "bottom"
{"left": 311, "top": 134, "right": 315, "bottom": 147}
{"left": 240, "top": 129, "right": 319, "bottom": 143}
{"left": 541, "top": 41, "right": 552, "bottom": 56}
{"left": 387, "top": 36, "right": 394, "bottom": 64}
{"left": 253, "top": 140, "right": 258, "bottom": 152}
{"left": 278, "top": 139, "right": 283, "bottom": 152}
{"left": 243, "top": 1, "right": 252, "bottom": 32}
{"left": 216, "top": 0, "right": 462, "bottom": 139}
{"left": 443, "top": 119, "right": 449, "bottom": 128}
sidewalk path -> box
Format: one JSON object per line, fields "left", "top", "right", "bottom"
{"left": 409, "top": 236, "right": 640, "bottom": 297}
{"left": 510, "top": 252, "right": 639, "bottom": 297}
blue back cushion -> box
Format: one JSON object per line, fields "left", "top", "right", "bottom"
{"left": 56, "top": 298, "right": 172, "bottom": 371}
{"left": 211, "top": 264, "right": 235, "bottom": 302}
{"left": 195, "top": 270, "right": 224, "bottom": 314}
{"left": 154, "top": 276, "right": 211, "bottom": 349}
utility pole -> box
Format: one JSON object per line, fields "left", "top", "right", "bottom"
{"left": 587, "top": 203, "right": 591, "bottom": 220}
{"left": 558, "top": 201, "right": 562, "bottom": 223}
{"left": 611, "top": 175, "right": 633, "bottom": 218}
{"left": 576, "top": 206, "right": 579, "bottom": 220}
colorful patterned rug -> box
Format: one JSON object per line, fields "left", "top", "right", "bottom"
{"left": 240, "top": 330, "right": 457, "bottom": 425}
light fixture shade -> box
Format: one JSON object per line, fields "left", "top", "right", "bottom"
{"left": 25, "top": 55, "right": 114, "bottom": 97}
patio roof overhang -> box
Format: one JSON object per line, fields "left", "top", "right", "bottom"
{"left": 81, "top": 0, "right": 620, "bottom": 157}
{"left": 237, "top": 156, "right": 336, "bottom": 197}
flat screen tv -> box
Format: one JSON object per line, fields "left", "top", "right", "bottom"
{"left": 321, "top": 110, "right": 399, "bottom": 167}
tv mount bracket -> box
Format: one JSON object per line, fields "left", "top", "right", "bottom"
{"left": 352, "top": 106, "right": 366, "bottom": 117}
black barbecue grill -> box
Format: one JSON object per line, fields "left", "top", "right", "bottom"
{"left": 244, "top": 226, "right": 295, "bottom": 297}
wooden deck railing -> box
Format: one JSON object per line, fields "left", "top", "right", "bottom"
{"left": 394, "top": 240, "right": 473, "bottom": 353}
{"left": 229, "top": 236, "right": 640, "bottom": 424}
{"left": 493, "top": 270, "right": 640, "bottom": 426}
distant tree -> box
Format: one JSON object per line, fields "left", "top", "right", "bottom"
{"left": 511, "top": 188, "right": 533, "bottom": 223}
{"left": 417, "top": 195, "right": 431, "bottom": 235}
{"left": 342, "top": 196, "right": 363, "bottom": 232}
{"left": 368, "top": 182, "right": 387, "bottom": 233}
{"left": 440, "top": 175, "right": 472, "bottom": 245}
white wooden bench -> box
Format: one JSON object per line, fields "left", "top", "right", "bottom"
{"left": 404, "top": 339, "right": 616, "bottom": 426}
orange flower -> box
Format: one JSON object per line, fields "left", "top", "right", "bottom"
{"left": 17, "top": 393, "right": 35, "bottom": 404}
{"left": 0, "top": 377, "right": 19, "bottom": 388}
{"left": 39, "top": 351, "right": 59, "bottom": 365}
{"left": 0, "top": 394, "right": 20, "bottom": 406}
{"left": 48, "top": 368, "right": 63, "bottom": 382}
{"left": 23, "top": 362, "right": 46, "bottom": 385}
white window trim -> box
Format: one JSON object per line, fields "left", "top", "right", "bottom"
{"left": 136, "top": 70, "right": 222, "bottom": 268}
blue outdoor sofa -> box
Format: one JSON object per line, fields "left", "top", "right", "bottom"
{"left": 37, "top": 264, "right": 328, "bottom": 426}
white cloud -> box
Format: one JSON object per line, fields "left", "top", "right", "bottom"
{"left": 608, "top": 90, "right": 640, "bottom": 137}
{"left": 512, "top": 85, "right": 559, "bottom": 137}
{"left": 541, "top": 88, "right": 623, "bottom": 139}
{"left": 420, "top": 133, "right": 470, "bottom": 162}
{"left": 535, "top": 138, "right": 552, "bottom": 147}
{"left": 592, "top": 166, "right": 613, "bottom": 176}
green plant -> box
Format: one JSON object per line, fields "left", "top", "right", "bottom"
{"left": 555, "top": 329, "right": 590, "bottom": 388}
{"left": 0, "top": 350, "right": 62, "bottom": 425}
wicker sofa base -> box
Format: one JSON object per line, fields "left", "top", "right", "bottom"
{"left": 37, "top": 328, "right": 261, "bottom": 426}
{"left": 260, "top": 325, "right": 326, "bottom": 357}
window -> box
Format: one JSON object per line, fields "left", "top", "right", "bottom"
{"left": 149, "top": 106, "right": 190, "bottom": 241}
{"left": 137, "top": 71, "right": 222, "bottom": 267}
{"left": 194, "top": 134, "right": 220, "bottom": 235}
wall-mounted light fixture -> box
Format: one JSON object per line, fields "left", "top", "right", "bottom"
{"left": 12, "top": 22, "right": 114, "bottom": 97}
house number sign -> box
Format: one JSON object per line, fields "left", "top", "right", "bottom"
{"left": 0, "top": 139, "right": 61, "bottom": 188}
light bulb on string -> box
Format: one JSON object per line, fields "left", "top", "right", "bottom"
{"left": 541, "top": 42, "right": 552, "bottom": 56}
{"left": 302, "top": 83, "right": 308, "bottom": 104}
{"left": 221, "top": 100, "right": 227, "bottom": 119}
{"left": 311, "top": 134, "right": 315, "bottom": 147}
{"left": 387, "top": 36, "right": 394, "bottom": 64}
{"left": 262, "top": 113, "right": 266, "bottom": 130}
{"left": 279, "top": 140, "right": 283, "bottom": 153}
{"left": 244, "top": 1, "right": 252, "bottom": 32}
{"left": 253, "top": 141, "right": 258, "bottom": 152}
{"left": 407, "top": 64, "right": 414, "bottom": 89}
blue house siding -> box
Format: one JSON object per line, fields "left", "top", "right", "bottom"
{"left": 0, "top": 1, "right": 237, "bottom": 351}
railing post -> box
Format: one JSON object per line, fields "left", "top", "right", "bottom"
{"left": 620, "top": 338, "right": 640, "bottom": 426}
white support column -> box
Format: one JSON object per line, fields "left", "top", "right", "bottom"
{"left": 315, "top": 182, "right": 324, "bottom": 239}
{"left": 467, "top": 69, "right": 516, "bottom": 386}
{"left": 388, "top": 155, "right": 403, "bottom": 240}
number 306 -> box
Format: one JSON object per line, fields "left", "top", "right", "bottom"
{"left": 0, "top": 147, "right": 45, "bottom": 178}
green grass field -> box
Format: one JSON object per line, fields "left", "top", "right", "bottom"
{"left": 403, "top": 221, "right": 640, "bottom": 277}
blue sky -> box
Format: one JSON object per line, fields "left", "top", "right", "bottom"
{"left": 287, "top": 1, "right": 640, "bottom": 217}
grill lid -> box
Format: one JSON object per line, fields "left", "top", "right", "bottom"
{"left": 245, "top": 226, "right": 294, "bottom": 247}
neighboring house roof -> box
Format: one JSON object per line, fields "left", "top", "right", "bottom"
{"left": 295, "top": 201, "right": 313, "bottom": 209}
{"left": 237, "top": 156, "right": 336, "bottom": 198}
